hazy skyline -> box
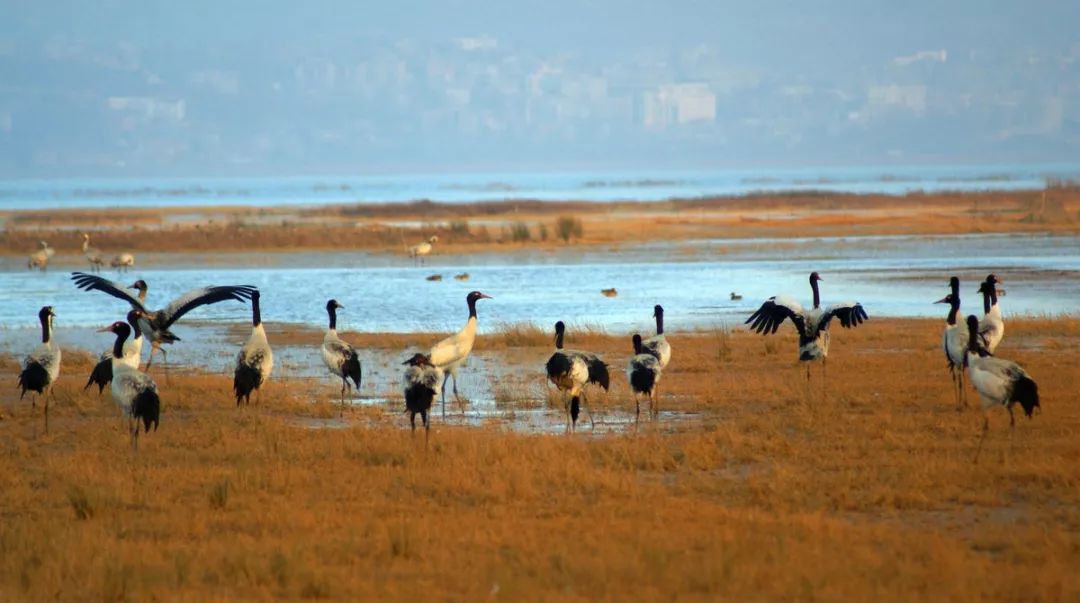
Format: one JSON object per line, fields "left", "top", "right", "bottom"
{"left": 0, "top": 1, "right": 1077, "bottom": 178}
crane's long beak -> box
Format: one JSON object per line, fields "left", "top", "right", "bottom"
{"left": 933, "top": 296, "right": 949, "bottom": 304}
{"left": 480, "top": 293, "right": 493, "bottom": 299}
{"left": 95, "top": 325, "right": 112, "bottom": 333}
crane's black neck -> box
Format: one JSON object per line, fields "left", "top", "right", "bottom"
{"left": 113, "top": 326, "right": 131, "bottom": 359}
{"left": 127, "top": 314, "right": 142, "bottom": 340}
{"left": 654, "top": 312, "right": 664, "bottom": 335}
{"left": 980, "top": 286, "right": 996, "bottom": 314}
{"left": 554, "top": 328, "right": 565, "bottom": 350}
{"left": 252, "top": 295, "right": 262, "bottom": 327}
{"left": 632, "top": 335, "right": 643, "bottom": 355}
{"left": 467, "top": 296, "right": 479, "bottom": 319}
{"left": 946, "top": 301, "right": 959, "bottom": 326}
{"left": 327, "top": 305, "right": 337, "bottom": 330}
{"left": 810, "top": 278, "right": 821, "bottom": 309}
{"left": 40, "top": 313, "right": 51, "bottom": 344}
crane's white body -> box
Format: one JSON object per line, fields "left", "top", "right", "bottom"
{"left": 966, "top": 354, "right": 1029, "bottom": 412}
{"left": 28, "top": 242, "right": 54, "bottom": 270}
{"left": 429, "top": 315, "right": 477, "bottom": 377}
{"left": 24, "top": 341, "right": 61, "bottom": 388}
{"left": 979, "top": 304, "right": 1005, "bottom": 354}
{"left": 239, "top": 324, "right": 274, "bottom": 381}
{"left": 112, "top": 252, "right": 136, "bottom": 270}
{"left": 322, "top": 329, "right": 354, "bottom": 379}
{"left": 111, "top": 356, "right": 157, "bottom": 417}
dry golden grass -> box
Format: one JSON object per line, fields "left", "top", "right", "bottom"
{"left": 4, "top": 187, "right": 1079, "bottom": 258}
{"left": 1, "top": 317, "right": 1079, "bottom": 601}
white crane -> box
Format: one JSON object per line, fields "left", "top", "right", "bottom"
{"left": 409, "top": 235, "right": 438, "bottom": 266}
{"left": 934, "top": 276, "right": 969, "bottom": 409}
{"left": 545, "top": 321, "right": 609, "bottom": 433}
{"left": 70, "top": 273, "right": 257, "bottom": 371}
{"left": 641, "top": 304, "right": 671, "bottom": 369}
{"left": 402, "top": 352, "right": 443, "bottom": 444}
{"left": 234, "top": 290, "right": 273, "bottom": 406}
{"left": 627, "top": 333, "right": 662, "bottom": 421}
{"left": 428, "top": 290, "right": 492, "bottom": 416}
{"left": 27, "top": 241, "right": 54, "bottom": 271}
{"left": 321, "top": 299, "right": 362, "bottom": 416}
{"left": 964, "top": 315, "right": 1039, "bottom": 463}
{"left": 745, "top": 272, "right": 868, "bottom": 392}
{"left": 977, "top": 274, "right": 1005, "bottom": 353}
{"left": 17, "top": 306, "right": 61, "bottom": 431}
{"left": 85, "top": 309, "right": 146, "bottom": 394}
{"left": 82, "top": 233, "right": 106, "bottom": 272}
{"left": 98, "top": 320, "right": 160, "bottom": 451}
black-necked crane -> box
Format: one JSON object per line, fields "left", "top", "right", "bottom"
{"left": 545, "top": 321, "right": 609, "bottom": 433}
{"left": 935, "top": 277, "right": 969, "bottom": 409}
{"left": 641, "top": 304, "right": 671, "bottom": 369}
{"left": 977, "top": 274, "right": 1005, "bottom": 353}
{"left": 964, "top": 315, "right": 1039, "bottom": 463}
{"left": 17, "top": 306, "right": 61, "bottom": 431}
{"left": 70, "top": 272, "right": 257, "bottom": 371}
{"left": 745, "top": 272, "right": 868, "bottom": 393}
{"left": 429, "top": 290, "right": 492, "bottom": 416}
{"left": 82, "top": 234, "right": 105, "bottom": 272}
{"left": 402, "top": 352, "right": 442, "bottom": 444}
{"left": 321, "top": 299, "right": 362, "bottom": 416}
{"left": 98, "top": 320, "right": 160, "bottom": 451}
{"left": 409, "top": 235, "right": 438, "bottom": 266}
{"left": 27, "top": 241, "right": 54, "bottom": 271}
{"left": 234, "top": 290, "right": 273, "bottom": 406}
{"left": 627, "top": 333, "right": 662, "bottom": 421}
{"left": 86, "top": 309, "right": 146, "bottom": 395}
{"left": 111, "top": 252, "right": 136, "bottom": 272}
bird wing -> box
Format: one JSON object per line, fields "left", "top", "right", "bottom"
{"left": 584, "top": 353, "right": 610, "bottom": 390}
{"left": 819, "top": 302, "right": 868, "bottom": 330}
{"left": 70, "top": 272, "right": 147, "bottom": 312}
{"left": 745, "top": 295, "right": 806, "bottom": 337}
{"left": 157, "top": 285, "right": 257, "bottom": 329}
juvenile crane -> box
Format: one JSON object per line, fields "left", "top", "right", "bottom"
{"left": 402, "top": 352, "right": 443, "bottom": 443}
{"left": 82, "top": 233, "right": 105, "bottom": 272}
{"left": 70, "top": 272, "right": 257, "bottom": 371}
{"left": 745, "top": 272, "right": 868, "bottom": 392}
{"left": 964, "top": 315, "right": 1039, "bottom": 463}
{"left": 641, "top": 304, "right": 671, "bottom": 369}
{"left": 977, "top": 274, "right": 1005, "bottom": 353}
{"left": 429, "top": 290, "right": 492, "bottom": 416}
{"left": 545, "top": 321, "right": 609, "bottom": 433}
{"left": 85, "top": 309, "right": 146, "bottom": 394}
{"left": 627, "top": 333, "right": 662, "bottom": 421}
{"left": 234, "top": 290, "right": 273, "bottom": 406}
{"left": 99, "top": 320, "right": 160, "bottom": 451}
{"left": 321, "top": 299, "right": 362, "bottom": 416}
{"left": 934, "top": 277, "right": 969, "bottom": 409}
{"left": 17, "top": 306, "right": 61, "bottom": 431}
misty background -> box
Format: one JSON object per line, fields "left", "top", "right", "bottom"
{"left": 0, "top": 1, "right": 1077, "bottom": 179}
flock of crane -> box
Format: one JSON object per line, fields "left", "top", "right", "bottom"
{"left": 26, "top": 234, "right": 135, "bottom": 272}
{"left": 12, "top": 268, "right": 1039, "bottom": 459}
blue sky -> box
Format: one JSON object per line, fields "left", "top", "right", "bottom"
{"left": 0, "top": 1, "right": 1077, "bottom": 177}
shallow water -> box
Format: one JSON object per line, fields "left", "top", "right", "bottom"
{"left": 0, "top": 233, "right": 1076, "bottom": 338}
{"left": 2, "top": 163, "right": 1079, "bottom": 210}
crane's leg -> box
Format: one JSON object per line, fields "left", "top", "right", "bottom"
{"left": 44, "top": 389, "right": 50, "bottom": 434}
{"left": 440, "top": 372, "right": 451, "bottom": 418}
{"left": 339, "top": 379, "right": 348, "bottom": 417}
{"left": 973, "top": 414, "right": 990, "bottom": 464}
{"left": 584, "top": 391, "right": 595, "bottom": 431}
{"left": 634, "top": 393, "right": 640, "bottom": 425}
{"left": 410, "top": 411, "right": 416, "bottom": 434}
{"left": 422, "top": 410, "right": 430, "bottom": 448}
{"left": 651, "top": 386, "right": 659, "bottom": 419}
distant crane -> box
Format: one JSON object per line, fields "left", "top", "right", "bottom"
{"left": 82, "top": 233, "right": 106, "bottom": 272}
{"left": 17, "top": 306, "right": 61, "bottom": 431}
{"left": 409, "top": 235, "right": 438, "bottom": 266}
{"left": 321, "top": 299, "right": 362, "bottom": 416}
{"left": 545, "top": 321, "right": 609, "bottom": 433}
{"left": 428, "top": 291, "right": 492, "bottom": 416}
{"left": 27, "top": 241, "right": 54, "bottom": 271}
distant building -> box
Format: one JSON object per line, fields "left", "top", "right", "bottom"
{"left": 642, "top": 83, "right": 716, "bottom": 128}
